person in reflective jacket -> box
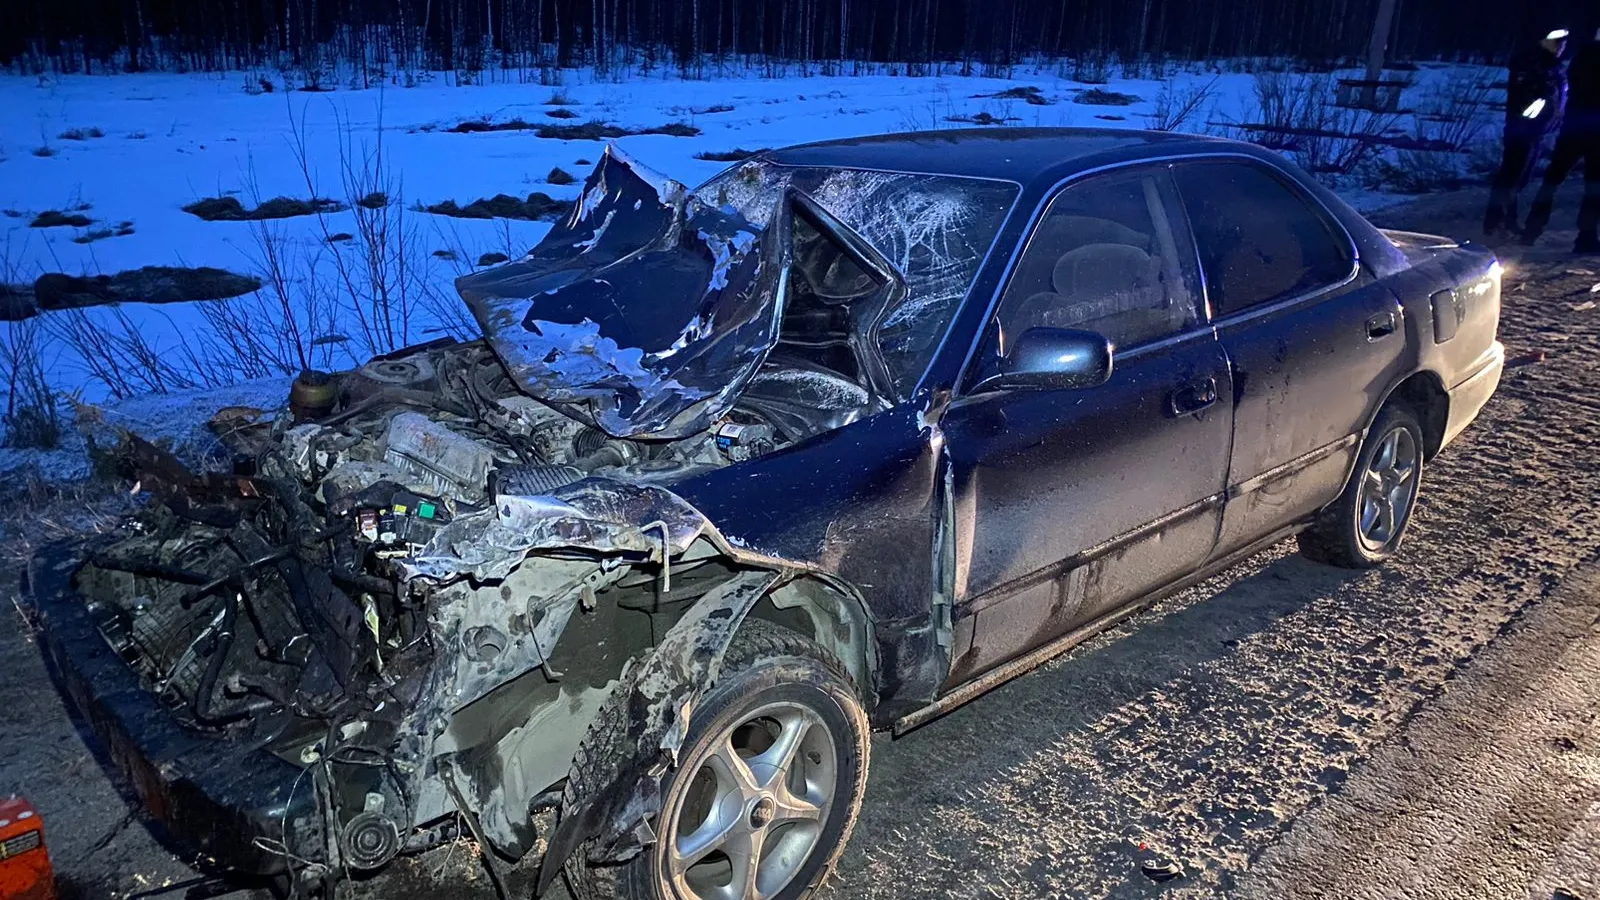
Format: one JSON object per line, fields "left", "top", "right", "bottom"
{"left": 1522, "top": 28, "right": 1600, "bottom": 254}
{"left": 1483, "top": 28, "right": 1569, "bottom": 236}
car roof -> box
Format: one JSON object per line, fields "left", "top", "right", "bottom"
{"left": 762, "top": 127, "right": 1236, "bottom": 185}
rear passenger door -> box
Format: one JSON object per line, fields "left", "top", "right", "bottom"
{"left": 1171, "top": 158, "right": 1408, "bottom": 555}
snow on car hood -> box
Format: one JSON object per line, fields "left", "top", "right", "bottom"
{"left": 456, "top": 146, "right": 783, "bottom": 440}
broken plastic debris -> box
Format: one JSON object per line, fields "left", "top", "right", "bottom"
{"left": 1506, "top": 350, "right": 1547, "bottom": 368}
{"left": 1140, "top": 859, "right": 1184, "bottom": 882}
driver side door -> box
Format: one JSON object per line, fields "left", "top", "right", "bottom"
{"left": 941, "top": 164, "right": 1234, "bottom": 685}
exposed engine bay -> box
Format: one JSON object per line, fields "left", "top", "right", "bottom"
{"left": 67, "top": 337, "right": 835, "bottom": 886}
{"left": 57, "top": 146, "right": 902, "bottom": 893}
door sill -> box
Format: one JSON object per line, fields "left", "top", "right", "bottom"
{"left": 893, "top": 520, "right": 1309, "bottom": 736}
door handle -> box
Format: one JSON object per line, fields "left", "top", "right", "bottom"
{"left": 1169, "top": 377, "right": 1219, "bottom": 416}
{"left": 1366, "top": 310, "right": 1398, "bottom": 340}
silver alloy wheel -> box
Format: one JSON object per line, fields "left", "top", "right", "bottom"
{"left": 663, "top": 701, "right": 839, "bottom": 900}
{"left": 1356, "top": 424, "right": 1420, "bottom": 552}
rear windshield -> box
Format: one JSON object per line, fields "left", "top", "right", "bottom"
{"left": 696, "top": 164, "right": 1018, "bottom": 395}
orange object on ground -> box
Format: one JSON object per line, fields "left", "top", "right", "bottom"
{"left": 0, "top": 797, "right": 55, "bottom": 900}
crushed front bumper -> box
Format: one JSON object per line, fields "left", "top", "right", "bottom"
{"left": 19, "top": 540, "right": 324, "bottom": 877}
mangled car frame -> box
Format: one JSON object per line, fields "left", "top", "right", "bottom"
{"left": 23, "top": 128, "right": 1504, "bottom": 899}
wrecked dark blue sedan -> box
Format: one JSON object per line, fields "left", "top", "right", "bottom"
{"left": 22, "top": 129, "right": 1504, "bottom": 900}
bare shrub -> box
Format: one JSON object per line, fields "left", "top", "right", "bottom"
{"left": 1466, "top": 141, "right": 1501, "bottom": 175}
{"left": 285, "top": 98, "right": 437, "bottom": 356}
{"left": 2, "top": 319, "right": 61, "bottom": 449}
{"left": 46, "top": 96, "right": 481, "bottom": 399}
{"left": 693, "top": 149, "right": 769, "bottom": 162}
{"left": 985, "top": 86, "right": 1051, "bottom": 105}
{"left": 1412, "top": 74, "right": 1497, "bottom": 152}
{"left": 1238, "top": 73, "right": 1401, "bottom": 177}
{"left": 30, "top": 210, "right": 92, "bottom": 228}
{"left": 50, "top": 306, "right": 195, "bottom": 398}
{"left": 1075, "top": 88, "right": 1141, "bottom": 106}
{"left": 1069, "top": 51, "right": 1112, "bottom": 85}
{"left": 419, "top": 193, "right": 570, "bottom": 220}
{"left": 182, "top": 195, "right": 345, "bottom": 221}
{"left": 1246, "top": 73, "right": 1334, "bottom": 140}
{"left": 1361, "top": 149, "right": 1470, "bottom": 194}
{"left": 222, "top": 219, "right": 344, "bottom": 376}
{"left": 50, "top": 274, "right": 338, "bottom": 399}
{"left": 419, "top": 219, "right": 516, "bottom": 340}
{"left": 1147, "top": 77, "right": 1219, "bottom": 132}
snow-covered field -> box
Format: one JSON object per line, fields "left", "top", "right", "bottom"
{"left": 0, "top": 61, "right": 1499, "bottom": 477}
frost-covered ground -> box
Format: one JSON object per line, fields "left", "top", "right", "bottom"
{"left": 0, "top": 60, "right": 1498, "bottom": 477}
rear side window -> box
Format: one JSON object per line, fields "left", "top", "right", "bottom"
{"left": 1172, "top": 160, "right": 1355, "bottom": 318}
{"left": 994, "top": 168, "right": 1201, "bottom": 350}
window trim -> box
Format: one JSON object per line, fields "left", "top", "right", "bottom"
{"left": 953, "top": 151, "right": 1364, "bottom": 398}
{"left": 986, "top": 164, "right": 1203, "bottom": 358}
{"left": 1169, "top": 156, "right": 1362, "bottom": 326}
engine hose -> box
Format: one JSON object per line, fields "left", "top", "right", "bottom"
{"left": 178, "top": 545, "right": 296, "bottom": 609}
{"left": 575, "top": 441, "right": 630, "bottom": 470}
{"left": 86, "top": 554, "right": 211, "bottom": 585}
{"left": 191, "top": 591, "right": 266, "bottom": 725}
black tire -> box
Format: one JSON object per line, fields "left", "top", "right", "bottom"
{"left": 565, "top": 618, "right": 870, "bottom": 900}
{"left": 1299, "top": 404, "right": 1425, "bottom": 569}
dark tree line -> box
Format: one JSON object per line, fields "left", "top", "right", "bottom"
{"left": 4, "top": 0, "right": 1596, "bottom": 77}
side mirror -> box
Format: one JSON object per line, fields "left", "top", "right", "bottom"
{"left": 974, "top": 327, "right": 1113, "bottom": 394}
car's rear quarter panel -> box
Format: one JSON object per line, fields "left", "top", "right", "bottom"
{"left": 1380, "top": 234, "right": 1502, "bottom": 388}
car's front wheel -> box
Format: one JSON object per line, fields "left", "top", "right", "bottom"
{"left": 566, "top": 619, "right": 870, "bottom": 900}
{"left": 1299, "top": 404, "right": 1425, "bottom": 568}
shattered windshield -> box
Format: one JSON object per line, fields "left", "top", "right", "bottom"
{"left": 695, "top": 164, "right": 1018, "bottom": 393}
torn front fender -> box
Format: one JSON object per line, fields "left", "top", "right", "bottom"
{"left": 536, "top": 569, "right": 780, "bottom": 893}
{"left": 403, "top": 477, "right": 712, "bottom": 582}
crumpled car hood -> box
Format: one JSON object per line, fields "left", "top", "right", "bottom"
{"left": 456, "top": 146, "right": 783, "bottom": 440}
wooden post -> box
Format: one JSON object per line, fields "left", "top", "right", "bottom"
{"left": 1362, "top": 0, "right": 1400, "bottom": 108}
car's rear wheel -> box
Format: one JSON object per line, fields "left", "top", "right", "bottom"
{"left": 1298, "top": 404, "right": 1424, "bottom": 568}
{"left": 565, "top": 619, "right": 870, "bottom": 900}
